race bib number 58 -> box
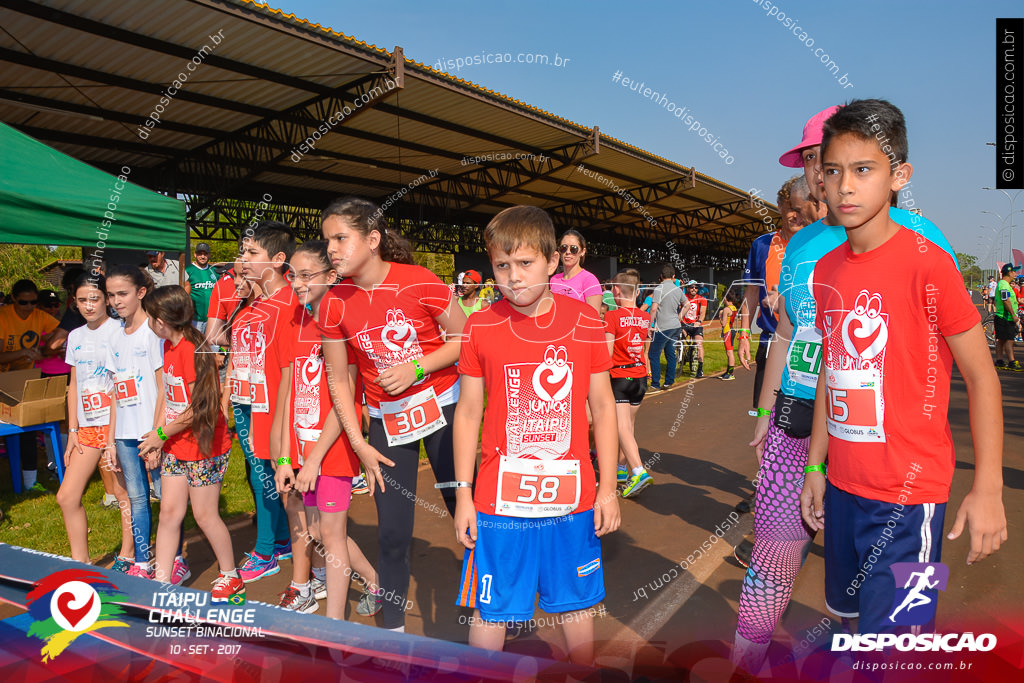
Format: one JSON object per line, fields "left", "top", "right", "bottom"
{"left": 495, "top": 456, "right": 581, "bottom": 518}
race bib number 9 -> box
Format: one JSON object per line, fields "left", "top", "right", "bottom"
{"left": 380, "top": 386, "right": 446, "bottom": 447}
{"left": 114, "top": 372, "right": 140, "bottom": 408}
{"left": 495, "top": 456, "right": 581, "bottom": 518}
{"left": 825, "top": 368, "right": 885, "bottom": 442}
{"left": 82, "top": 391, "right": 111, "bottom": 422}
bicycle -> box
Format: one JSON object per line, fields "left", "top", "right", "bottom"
{"left": 676, "top": 331, "right": 698, "bottom": 375}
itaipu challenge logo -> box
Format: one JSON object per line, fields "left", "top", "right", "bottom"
{"left": 25, "top": 569, "right": 128, "bottom": 661}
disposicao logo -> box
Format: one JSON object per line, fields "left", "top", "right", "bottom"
{"left": 25, "top": 569, "right": 128, "bottom": 661}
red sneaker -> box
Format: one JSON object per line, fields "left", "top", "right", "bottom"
{"left": 211, "top": 573, "right": 245, "bottom": 602}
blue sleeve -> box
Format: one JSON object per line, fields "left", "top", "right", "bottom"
{"left": 890, "top": 208, "right": 960, "bottom": 271}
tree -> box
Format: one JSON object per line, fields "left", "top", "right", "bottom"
{"left": 955, "top": 252, "right": 982, "bottom": 291}
{"left": 0, "top": 245, "right": 82, "bottom": 294}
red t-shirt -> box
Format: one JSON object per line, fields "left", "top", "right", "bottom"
{"left": 317, "top": 262, "right": 458, "bottom": 410}
{"left": 681, "top": 295, "right": 707, "bottom": 325}
{"left": 241, "top": 284, "right": 298, "bottom": 459}
{"left": 162, "top": 336, "right": 232, "bottom": 461}
{"left": 604, "top": 307, "right": 651, "bottom": 378}
{"left": 814, "top": 228, "right": 978, "bottom": 504}
{"left": 459, "top": 296, "right": 612, "bottom": 516}
{"left": 206, "top": 269, "right": 238, "bottom": 322}
{"left": 272, "top": 305, "right": 361, "bottom": 476}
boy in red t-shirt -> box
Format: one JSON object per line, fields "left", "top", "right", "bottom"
{"left": 234, "top": 221, "right": 296, "bottom": 582}
{"left": 800, "top": 100, "right": 1006, "bottom": 635}
{"left": 604, "top": 268, "right": 653, "bottom": 498}
{"left": 453, "top": 205, "right": 620, "bottom": 665}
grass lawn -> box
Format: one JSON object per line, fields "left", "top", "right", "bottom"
{"left": 0, "top": 439, "right": 253, "bottom": 561}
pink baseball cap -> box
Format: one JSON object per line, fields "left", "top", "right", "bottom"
{"left": 779, "top": 105, "right": 842, "bottom": 167}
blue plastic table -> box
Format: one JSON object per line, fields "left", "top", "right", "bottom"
{"left": 0, "top": 421, "right": 64, "bottom": 493}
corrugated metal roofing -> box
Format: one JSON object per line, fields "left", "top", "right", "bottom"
{"left": 0, "top": 0, "right": 778, "bottom": 262}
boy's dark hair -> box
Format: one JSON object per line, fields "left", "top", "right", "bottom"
{"left": 484, "top": 205, "right": 557, "bottom": 259}
{"left": 821, "top": 99, "right": 907, "bottom": 174}
{"left": 660, "top": 264, "right": 675, "bottom": 280}
{"left": 11, "top": 279, "right": 37, "bottom": 298}
{"left": 248, "top": 221, "right": 296, "bottom": 268}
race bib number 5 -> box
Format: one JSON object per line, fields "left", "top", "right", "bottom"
{"left": 495, "top": 456, "right": 581, "bottom": 518}
{"left": 380, "top": 386, "right": 446, "bottom": 447}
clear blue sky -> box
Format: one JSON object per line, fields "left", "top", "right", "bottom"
{"left": 282, "top": 0, "right": 1022, "bottom": 265}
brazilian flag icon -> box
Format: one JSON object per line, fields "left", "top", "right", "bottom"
{"left": 226, "top": 593, "right": 246, "bottom": 606}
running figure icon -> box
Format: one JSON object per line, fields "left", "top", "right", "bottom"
{"left": 889, "top": 565, "right": 939, "bottom": 622}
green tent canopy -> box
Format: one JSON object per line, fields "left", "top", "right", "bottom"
{"left": 0, "top": 122, "right": 186, "bottom": 250}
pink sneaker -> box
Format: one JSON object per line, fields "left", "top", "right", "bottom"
{"left": 127, "top": 563, "right": 154, "bottom": 579}
{"left": 170, "top": 556, "right": 191, "bottom": 585}
{"left": 238, "top": 552, "right": 280, "bottom": 583}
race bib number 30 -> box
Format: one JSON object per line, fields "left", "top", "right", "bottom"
{"left": 495, "top": 456, "right": 581, "bottom": 518}
{"left": 380, "top": 386, "right": 446, "bottom": 447}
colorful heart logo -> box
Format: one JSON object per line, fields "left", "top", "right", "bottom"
{"left": 532, "top": 345, "right": 572, "bottom": 402}
{"left": 49, "top": 581, "right": 101, "bottom": 632}
{"left": 841, "top": 291, "right": 887, "bottom": 359}
{"left": 381, "top": 309, "right": 417, "bottom": 352}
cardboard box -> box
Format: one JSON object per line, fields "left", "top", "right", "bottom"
{"left": 0, "top": 369, "right": 67, "bottom": 426}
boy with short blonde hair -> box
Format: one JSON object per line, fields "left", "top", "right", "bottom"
{"left": 453, "top": 205, "right": 620, "bottom": 664}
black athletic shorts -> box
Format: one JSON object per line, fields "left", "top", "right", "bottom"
{"left": 611, "top": 376, "right": 647, "bottom": 405}
{"left": 994, "top": 315, "right": 1019, "bottom": 341}
{"left": 680, "top": 323, "right": 704, "bottom": 338}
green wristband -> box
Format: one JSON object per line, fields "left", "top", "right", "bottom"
{"left": 804, "top": 463, "right": 826, "bottom": 474}
{"left": 756, "top": 407, "right": 771, "bottom": 417}
{"left": 412, "top": 359, "right": 426, "bottom": 382}
{"left": 277, "top": 457, "right": 291, "bottom": 467}
{"left": 156, "top": 426, "right": 169, "bottom": 441}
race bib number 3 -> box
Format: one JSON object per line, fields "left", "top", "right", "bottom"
{"left": 249, "top": 370, "right": 269, "bottom": 413}
{"left": 380, "top": 386, "right": 446, "bottom": 447}
{"left": 114, "top": 373, "right": 141, "bottom": 408}
{"left": 495, "top": 456, "right": 581, "bottom": 518}
{"left": 82, "top": 391, "right": 111, "bottom": 422}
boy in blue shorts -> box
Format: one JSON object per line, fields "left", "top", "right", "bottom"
{"left": 800, "top": 99, "right": 1007, "bottom": 634}
{"left": 452, "top": 205, "right": 620, "bottom": 665}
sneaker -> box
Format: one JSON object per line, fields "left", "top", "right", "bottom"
{"left": 149, "top": 491, "right": 161, "bottom": 503}
{"left": 733, "top": 539, "right": 754, "bottom": 569}
{"left": 662, "top": 382, "right": 674, "bottom": 390}
{"left": 111, "top": 556, "right": 133, "bottom": 573}
{"left": 1010, "top": 361, "right": 1024, "bottom": 372}
{"left": 211, "top": 573, "right": 246, "bottom": 603}
{"left": 720, "top": 373, "right": 735, "bottom": 381}
{"left": 648, "top": 384, "right": 662, "bottom": 392}
{"left": 311, "top": 576, "right": 327, "bottom": 600}
{"left": 695, "top": 368, "right": 704, "bottom": 379}
{"left": 127, "top": 563, "right": 154, "bottom": 579}
{"left": 238, "top": 552, "right": 280, "bottom": 583}
{"left": 616, "top": 465, "right": 628, "bottom": 484}
{"left": 351, "top": 473, "right": 369, "bottom": 496}
{"left": 273, "top": 540, "right": 293, "bottom": 561}
{"left": 101, "top": 493, "right": 119, "bottom": 509}
{"left": 278, "top": 586, "right": 319, "bottom": 614}
{"left": 25, "top": 481, "right": 48, "bottom": 494}
{"left": 995, "top": 359, "right": 1007, "bottom": 368}
{"left": 621, "top": 470, "right": 653, "bottom": 498}
{"left": 171, "top": 556, "right": 191, "bottom": 585}
{"left": 356, "top": 587, "right": 383, "bottom": 616}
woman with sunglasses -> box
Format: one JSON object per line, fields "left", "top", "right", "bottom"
{"left": 550, "top": 230, "right": 603, "bottom": 312}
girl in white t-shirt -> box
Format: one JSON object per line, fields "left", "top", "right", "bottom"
{"left": 57, "top": 273, "right": 133, "bottom": 565}
{"left": 105, "top": 265, "right": 177, "bottom": 579}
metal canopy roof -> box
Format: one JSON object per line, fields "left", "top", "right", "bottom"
{"left": 0, "top": 0, "right": 778, "bottom": 266}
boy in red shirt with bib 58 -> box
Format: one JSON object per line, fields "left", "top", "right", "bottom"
{"left": 453, "top": 205, "right": 620, "bottom": 665}
{"left": 800, "top": 100, "right": 1006, "bottom": 634}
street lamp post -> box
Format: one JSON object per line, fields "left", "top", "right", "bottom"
{"left": 981, "top": 188, "right": 1023, "bottom": 262}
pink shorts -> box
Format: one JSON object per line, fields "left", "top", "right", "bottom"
{"left": 311, "top": 475, "right": 352, "bottom": 513}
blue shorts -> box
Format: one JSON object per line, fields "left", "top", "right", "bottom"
{"left": 824, "top": 480, "right": 945, "bottom": 633}
{"left": 457, "top": 510, "right": 604, "bottom": 622}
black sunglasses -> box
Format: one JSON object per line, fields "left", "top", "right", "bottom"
{"left": 558, "top": 244, "right": 581, "bottom": 255}
{"left": 16, "top": 298, "right": 38, "bottom": 306}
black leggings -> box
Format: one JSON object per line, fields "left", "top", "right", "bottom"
{"left": 369, "top": 402, "right": 457, "bottom": 629}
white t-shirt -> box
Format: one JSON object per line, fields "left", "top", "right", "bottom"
{"left": 104, "top": 319, "right": 165, "bottom": 439}
{"left": 66, "top": 317, "right": 120, "bottom": 427}
{"left": 988, "top": 280, "right": 998, "bottom": 297}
